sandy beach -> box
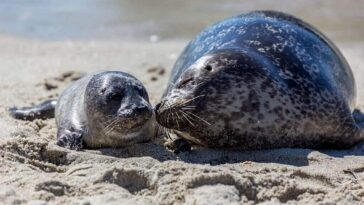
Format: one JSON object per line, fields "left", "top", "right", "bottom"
{"left": 0, "top": 1, "right": 364, "bottom": 204}
{"left": 0, "top": 34, "right": 364, "bottom": 205}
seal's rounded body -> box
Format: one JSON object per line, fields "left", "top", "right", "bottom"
{"left": 10, "top": 71, "right": 156, "bottom": 150}
{"left": 156, "top": 11, "right": 363, "bottom": 149}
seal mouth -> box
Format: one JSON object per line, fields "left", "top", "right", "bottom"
{"left": 120, "top": 111, "right": 152, "bottom": 129}
{"left": 101, "top": 112, "right": 152, "bottom": 136}
{"left": 155, "top": 95, "right": 208, "bottom": 131}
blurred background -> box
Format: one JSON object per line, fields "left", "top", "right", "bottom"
{"left": 0, "top": 0, "right": 363, "bottom": 42}
{"left": 0, "top": 0, "right": 363, "bottom": 104}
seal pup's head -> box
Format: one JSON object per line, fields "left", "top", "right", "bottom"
{"left": 85, "top": 71, "right": 155, "bottom": 146}
{"left": 156, "top": 50, "right": 266, "bottom": 146}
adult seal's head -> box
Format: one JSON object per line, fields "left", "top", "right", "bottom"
{"left": 155, "top": 10, "right": 363, "bottom": 150}
{"left": 156, "top": 50, "right": 263, "bottom": 145}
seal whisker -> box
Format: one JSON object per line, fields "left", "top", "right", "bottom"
{"left": 103, "top": 117, "right": 120, "bottom": 135}
{"left": 172, "top": 112, "right": 180, "bottom": 130}
{"left": 104, "top": 120, "right": 121, "bottom": 136}
{"left": 159, "top": 124, "right": 172, "bottom": 140}
{"left": 165, "top": 127, "right": 173, "bottom": 140}
{"left": 103, "top": 120, "right": 118, "bottom": 135}
{"left": 102, "top": 116, "right": 118, "bottom": 130}
{"left": 185, "top": 111, "right": 211, "bottom": 126}
{"left": 163, "top": 95, "right": 205, "bottom": 112}
{"left": 164, "top": 100, "right": 186, "bottom": 110}
{"left": 183, "top": 105, "right": 197, "bottom": 108}
{"left": 102, "top": 120, "right": 115, "bottom": 134}
{"left": 180, "top": 107, "right": 196, "bottom": 110}
{"left": 161, "top": 100, "right": 174, "bottom": 113}
{"left": 157, "top": 124, "right": 166, "bottom": 138}
{"left": 166, "top": 110, "right": 172, "bottom": 125}
{"left": 179, "top": 110, "right": 196, "bottom": 127}
{"left": 163, "top": 100, "right": 171, "bottom": 111}
{"left": 181, "top": 110, "right": 199, "bottom": 126}
{"left": 161, "top": 126, "right": 169, "bottom": 139}
{"left": 175, "top": 95, "right": 205, "bottom": 107}
{"left": 103, "top": 116, "right": 118, "bottom": 125}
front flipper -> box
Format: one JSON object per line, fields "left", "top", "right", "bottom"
{"left": 165, "top": 138, "right": 191, "bottom": 154}
{"left": 56, "top": 129, "right": 84, "bottom": 151}
{"left": 9, "top": 100, "right": 57, "bottom": 121}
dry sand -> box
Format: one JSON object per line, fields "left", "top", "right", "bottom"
{"left": 1, "top": 35, "right": 364, "bottom": 205}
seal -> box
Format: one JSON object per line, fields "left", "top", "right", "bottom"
{"left": 155, "top": 10, "right": 364, "bottom": 150}
{"left": 10, "top": 71, "right": 156, "bottom": 150}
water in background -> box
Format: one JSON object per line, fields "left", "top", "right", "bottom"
{"left": 0, "top": 0, "right": 363, "bottom": 41}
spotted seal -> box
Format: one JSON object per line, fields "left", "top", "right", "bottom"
{"left": 10, "top": 71, "right": 156, "bottom": 150}
{"left": 155, "top": 10, "right": 364, "bottom": 150}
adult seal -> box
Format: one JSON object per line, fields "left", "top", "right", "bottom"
{"left": 10, "top": 71, "right": 156, "bottom": 150}
{"left": 155, "top": 10, "right": 364, "bottom": 150}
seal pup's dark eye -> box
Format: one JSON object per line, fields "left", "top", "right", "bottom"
{"left": 107, "top": 93, "right": 124, "bottom": 102}
{"left": 204, "top": 65, "right": 212, "bottom": 71}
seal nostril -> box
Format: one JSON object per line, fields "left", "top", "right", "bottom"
{"left": 155, "top": 102, "right": 162, "bottom": 111}
{"left": 177, "top": 77, "right": 194, "bottom": 89}
{"left": 204, "top": 65, "right": 212, "bottom": 71}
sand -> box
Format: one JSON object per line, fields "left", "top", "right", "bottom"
{"left": 1, "top": 35, "right": 364, "bottom": 205}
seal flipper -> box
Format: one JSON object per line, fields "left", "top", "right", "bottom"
{"left": 165, "top": 138, "right": 191, "bottom": 154}
{"left": 163, "top": 130, "right": 192, "bottom": 154}
{"left": 9, "top": 100, "right": 57, "bottom": 121}
{"left": 56, "top": 129, "right": 84, "bottom": 151}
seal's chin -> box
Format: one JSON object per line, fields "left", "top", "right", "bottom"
{"left": 102, "top": 113, "right": 152, "bottom": 135}
{"left": 155, "top": 95, "right": 205, "bottom": 131}
{"left": 119, "top": 114, "right": 151, "bottom": 130}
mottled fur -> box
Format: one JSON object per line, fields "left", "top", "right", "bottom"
{"left": 156, "top": 11, "right": 362, "bottom": 149}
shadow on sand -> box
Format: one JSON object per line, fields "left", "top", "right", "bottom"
{"left": 93, "top": 141, "right": 364, "bottom": 167}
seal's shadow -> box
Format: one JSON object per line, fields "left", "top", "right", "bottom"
{"left": 97, "top": 141, "right": 364, "bottom": 167}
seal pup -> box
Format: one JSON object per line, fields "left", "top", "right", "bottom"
{"left": 155, "top": 10, "right": 364, "bottom": 150}
{"left": 10, "top": 71, "right": 156, "bottom": 150}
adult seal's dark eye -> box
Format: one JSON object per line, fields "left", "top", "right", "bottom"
{"left": 204, "top": 65, "right": 212, "bottom": 71}
{"left": 107, "top": 93, "right": 124, "bottom": 102}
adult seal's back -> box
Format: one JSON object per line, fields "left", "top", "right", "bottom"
{"left": 10, "top": 71, "right": 156, "bottom": 150}
{"left": 155, "top": 10, "right": 364, "bottom": 150}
